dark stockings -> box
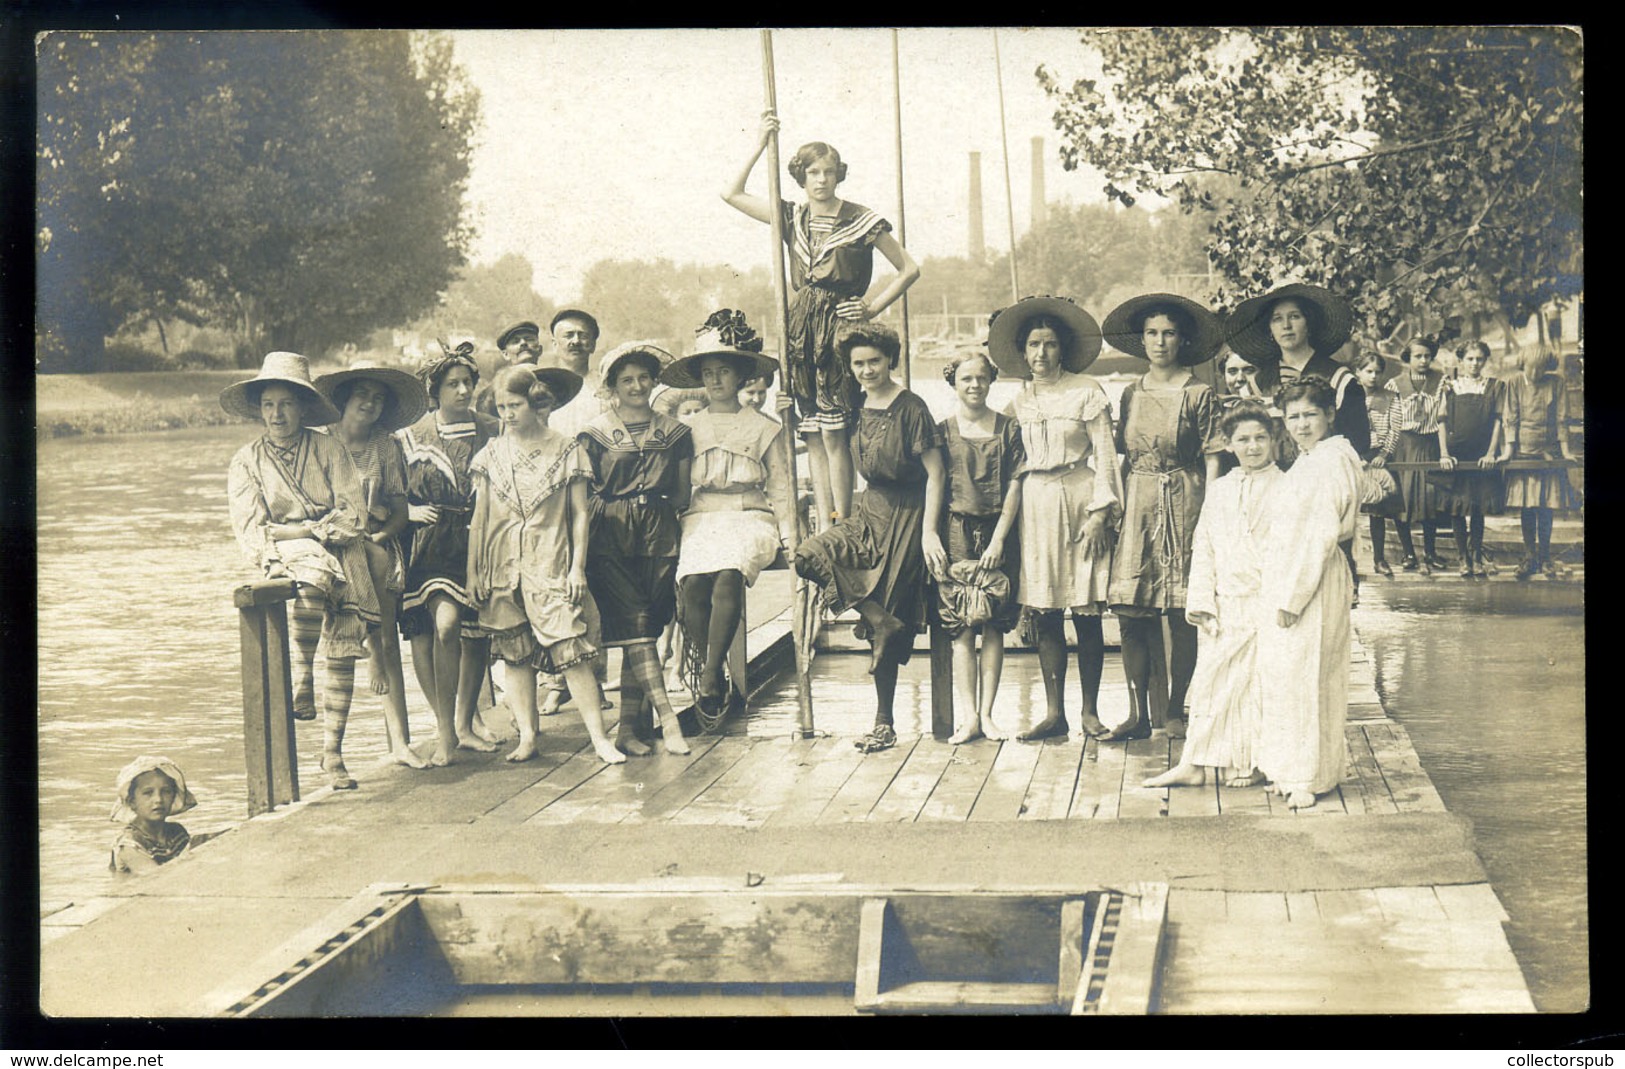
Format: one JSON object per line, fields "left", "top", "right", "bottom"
{"left": 680, "top": 570, "right": 745, "bottom": 700}
{"left": 854, "top": 598, "right": 905, "bottom": 730}
{"left": 1118, "top": 615, "right": 1168, "bottom": 731}
{"left": 1370, "top": 516, "right": 1389, "bottom": 566}
{"left": 1522, "top": 507, "right": 1554, "bottom": 564}
{"left": 1393, "top": 519, "right": 1419, "bottom": 563}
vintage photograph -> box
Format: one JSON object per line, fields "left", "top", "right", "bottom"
{"left": 33, "top": 26, "right": 1584, "bottom": 1020}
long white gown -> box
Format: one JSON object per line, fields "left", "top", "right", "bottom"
{"left": 1181, "top": 463, "right": 1284, "bottom": 775}
{"left": 1257, "top": 434, "right": 1363, "bottom": 796}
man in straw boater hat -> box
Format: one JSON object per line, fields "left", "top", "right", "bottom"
{"left": 1098, "top": 292, "right": 1228, "bottom": 743}
{"left": 223, "top": 351, "right": 382, "bottom": 790}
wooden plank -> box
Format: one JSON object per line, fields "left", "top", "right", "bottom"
{"left": 515, "top": 750, "right": 619, "bottom": 825}
{"left": 1058, "top": 898, "right": 1088, "bottom": 1004}
{"left": 1116, "top": 736, "right": 1169, "bottom": 820}
{"left": 1070, "top": 736, "right": 1125, "bottom": 820}
{"left": 1314, "top": 888, "right": 1383, "bottom": 927}
{"left": 619, "top": 736, "right": 754, "bottom": 824}
{"left": 818, "top": 735, "right": 920, "bottom": 824}
{"left": 1224, "top": 892, "right": 1290, "bottom": 925}
{"left": 1342, "top": 727, "right": 1399, "bottom": 815}
{"left": 916, "top": 739, "right": 997, "bottom": 822}
{"left": 1363, "top": 722, "right": 1446, "bottom": 812}
{"left": 478, "top": 740, "right": 595, "bottom": 824}
{"left": 1094, "top": 882, "right": 1167, "bottom": 1015}
{"left": 968, "top": 740, "right": 1045, "bottom": 822}
{"left": 239, "top": 610, "right": 273, "bottom": 817}
{"left": 888, "top": 896, "right": 1066, "bottom": 983}
{"left": 1165, "top": 759, "right": 1221, "bottom": 819}
{"left": 866, "top": 739, "right": 956, "bottom": 823}
{"left": 1019, "top": 736, "right": 1086, "bottom": 822}
{"left": 731, "top": 735, "right": 834, "bottom": 826}
{"left": 1373, "top": 886, "right": 1448, "bottom": 923}
{"left": 528, "top": 734, "right": 727, "bottom": 825}
{"left": 1284, "top": 891, "right": 1320, "bottom": 923}
{"left": 1433, "top": 883, "right": 1510, "bottom": 923}
{"left": 853, "top": 898, "right": 889, "bottom": 1012}
{"left": 1288, "top": 784, "right": 1349, "bottom": 817}
{"left": 670, "top": 737, "right": 795, "bottom": 825}
{"left": 869, "top": 981, "right": 1060, "bottom": 1013}
{"left": 763, "top": 736, "right": 868, "bottom": 826}
{"left": 1165, "top": 889, "right": 1227, "bottom": 923}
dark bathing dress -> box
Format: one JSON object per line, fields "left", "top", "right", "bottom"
{"left": 395, "top": 410, "right": 501, "bottom": 639}
{"left": 1429, "top": 378, "right": 1504, "bottom": 515}
{"left": 778, "top": 197, "right": 893, "bottom": 434}
{"left": 578, "top": 410, "right": 695, "bottom": 645}
{"left": 795, "top": 389, "right": 944, "bottom": 660}
{"left": 936, "top": 413, "right": 1025, "bottom": 637}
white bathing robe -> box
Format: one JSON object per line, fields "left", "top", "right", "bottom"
{"left": 1257, "top": 435, "right": 1363, "bottom": 796}
{"left": 1181, "top": 463, "right": 1284, "bottom": 775}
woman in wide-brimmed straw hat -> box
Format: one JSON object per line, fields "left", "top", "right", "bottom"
{"left": 314, "top": 361, "right": 430, "bottom": 772}
{"left": 1099, "top": 293, "right": 1227, "bottom": 743}
{"left": 578, "top": 340, "right": 694, "bottom": 758}
{"left": 223, "top": 352, "right": 381, "bottom": 790}
{"left": 396, "top": 340, "right": 503, "bottom": 765}
{"left": 660, "top": 310, "right": 797, "bottom": 731}
{"left": 989, "top": 296, "right": 1123, "bottom": 743}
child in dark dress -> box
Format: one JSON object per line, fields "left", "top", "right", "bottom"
{"left": 1432, "top": 341, "right": 1507, "bottom": 578}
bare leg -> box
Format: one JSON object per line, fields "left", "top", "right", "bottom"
{"left": 805, "top": 433, "right": 835, "bottom": 533}
{"left": 948, "top": 629, "right": 982, "bottom": 744}
{"left": 978, "top": 628, "right": 1007, "bottom": 740}
{"left": 375, "top": 590, "right": 425, "bottom": 768}
{"left": 425, "top": 596, "right": 461, "bottom": 766}
{"left": 1022, "top": 611, "right": 1070, "bottom": 741}
{"left": 503, "top": 662, "right": 539, "bottom": 762}
{"left": 822, "top": 427, "right": 854, "bottom": 523}
{"left": 456, "top": 636, "right": 498, "bottom": 752}
{"left": 563, "top": 659, "right": 624, "bottom": 765}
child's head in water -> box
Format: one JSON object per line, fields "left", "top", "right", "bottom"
{"left": 1221, "top": 402, "right": 1278, "bottom": 474}
{"left": 111, "top": 756, "right": 197, "bottom": 828}
{"left": 738, "top": 375, "right": 770, "bottom": 411}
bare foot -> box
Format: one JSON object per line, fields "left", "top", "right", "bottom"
{"left": 948, "top": 720, "right": 984, "bottom": 745}
{"left": 429, "top": 736, "right": 456, "bottom": 767}
{"left": 982, "top": 718, "right": 1007, "bottom": 742}
{"left": 1224, "top": 769, "right": 1265, "bottom": 788}
{"left": 388, "top": 746, "right": 428, "bottom": 770}
{"left": 1163, "top": 717, "right": 1187, "bottom": 740}
{"left": 1076, "top": 714, "right": 1112, "bottom": 739}
{"left": 1286, "top": 790, "right": 1317, "bottom": 810}
{"left": 369, "top": 671, "right": 389, "bottom": 696}
{"left": 1101, "top": 717, "right": 1150, "bottom": 743}
{"left": 661, "top": 722, "right": 692, "bottom": 756}
{"left": 593, "top": 738, "right": 628, "bottom": 765}
{"left": 470, "top": 713, "right": 502, "bottom": 744}
{"left": 618, "top": 734, "right": 653, "bottom": 757}
{"left": 1018, "top": 715, "right": 1069, "bottom": 742}
{"left": 505, "top": 737, "right": 539, "bottom": 762}
{"left": 457, "top": 732, "right": 499, "bottom": 753}
{"left": 1143, "top": 763, "right": 1206, "bottom": 788}
{"left": 539, "top": 690, "right": 565, "bottom": 717}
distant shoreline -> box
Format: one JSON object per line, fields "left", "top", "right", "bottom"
{"left": 35, "top": 368, "right": 335, "bottom": 440}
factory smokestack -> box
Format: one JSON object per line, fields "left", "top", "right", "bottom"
{"left": 968, "top": 151, "right": 985, "bottom": 260}
{"left": 1031, "top": 137, "right": 1047, "bottom": 233}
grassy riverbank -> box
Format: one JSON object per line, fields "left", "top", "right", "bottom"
{"left": 35, "top": 369, "right": 328, "bottom": 438}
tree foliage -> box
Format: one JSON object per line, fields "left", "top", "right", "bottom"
{"left": 408, "top": 254, "right": 555, "bottom": 348}
{"left": 37, "top": 30, "right": 479, "bottom": 371}
{"left": 1039, "top": 26, "right": 1582, "bottom": 337}
{"left": 580, "top": 259, "right": 777, "bottom": 350}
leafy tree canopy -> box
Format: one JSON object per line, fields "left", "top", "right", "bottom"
{"left": 1039, "top": 26, "right": 1582, "bottom": 337}
{"left": 38, "top": 30, "right": 479, "bottom": 371}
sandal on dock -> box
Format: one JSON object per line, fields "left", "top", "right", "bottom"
{"left": 854, "top": 725, "right": 897, "bottom": 753}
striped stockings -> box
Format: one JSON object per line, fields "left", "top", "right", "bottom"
{"left": 620, "top": 641, "right": 675, "bottom": 726}
{"left": 291, "top": 592, "right": 357, "bottom": 762}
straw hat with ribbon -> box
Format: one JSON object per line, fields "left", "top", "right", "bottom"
{"left": 599, "top": 339, "right": 675, "bottom": 391}
{"left": 110, "top": 755, "right": 198, "bottom": 823}
{"left": 1224, "top": 283, "right": 1355, "bottom": 367}
{"left": 218, "top": 351, "right": 341, "bottom": 426}
{"left": 1102, "top": 293, "right": 1226, "bottom": 367}
{"left": 986, "top": 295, "right": 1103, "bottom": 378}
{"left": 662, "top": 309, "right": 780, "bottom": 390}
{"left": 313, "top": 360, "right": 430, "bottom": 433}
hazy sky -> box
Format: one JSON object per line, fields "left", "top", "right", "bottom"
{"left": 450, "top": 29, "right": 1112, "bottom": 301}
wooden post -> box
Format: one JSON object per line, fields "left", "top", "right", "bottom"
{"left": 993, "top": 29, "right": 1021, "bottom": 303}
{"left": 929, "top": 619, "right": 954, "bottom": 741}
{"left": 236, "top": 578, "right": 300, "bottom": 816}
{"left": 761, "top": 29, "right": 817, "bottom": 738}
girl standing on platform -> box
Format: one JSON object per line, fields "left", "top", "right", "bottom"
{"left": 936, "top": 352, "right": 1025, "bottom": 744}
{"left": 1101, "top": 294, "right": 1228, "bottom": 743}
{"left": 662, "top": 310, "right": 796, "bottom": 725}
{"left": 580, "top": 343, "right": 695, "bottom": 757}
{"left": 467, "top": 366, "right": 623, "bottom": 766}
{"left": 1433, "top": 341, "right": 1507, "bottom": 578}
{"left": 992, "top": 297, "right": 1122, "bottom": 743}
{"left": 1501, "top": 348, "right": 1580, "bottom": 579}
{"left": 723, "top": 110, "right": 921, "bottom": 531}
{"left": 1258, "top": 377, "right": 1363, "bottom": 810}
{"left": 795, "top": 322, "right": 947, "bottom": 754}
{"left": 397, "top": 343, "right": 502, "bottom": 764}
{"left": 1352, "top": 350, "right": 1405, "bottom": 578}
{"left": 315, "top": 362, "right": 430, "bottom": 770}
{"left": 1385, "top": 337, "right": 1450, "bottom": 574}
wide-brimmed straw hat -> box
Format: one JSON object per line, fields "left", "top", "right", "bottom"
{"left": 1224, "top": 283, "right": 1354, "bottom": 366}
{"left": 530, "top": 366, "right": 585, "bottom": 408}
{"left": 496, "top": 321, "right": 541, "bottom": 351}
{"left": 663, "top": 309, "right": 780, "bottom": 389}
{"left": 986, "top": 295, "right": 1103, "bottom": 377}
{"left": 1103, "top": 293, "right": 1226, "bottom": 366}
{"left": 110, "top": 755, "right": 198, "bottom": 823}
{"left": 219, "top": 351, "right": 341, "bottom": 426}
{"left": 599, "top": 340, "right": 674, "bottom": 390}
{"left": 313, "top": 360, "right": 430, "bottom": 433}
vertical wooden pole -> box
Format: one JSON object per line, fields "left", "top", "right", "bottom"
{"left": 237, "top": 578, "right": 299, "bottom": 816}
{"left": 265, "top": 602, "right": 299, "bottom": 804}
{"left": 892, "top": 29, "right": 911, "bottom": 390}
{"left": 762, "top": 29, "right": 817, "bottom": 738}
{"left": 240, "top": 609, "right": 274, "bottom": 817}
{"left": 993, "top": 28, "right": 1021, "bottom": 303}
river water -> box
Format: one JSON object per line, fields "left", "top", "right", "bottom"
{"left": 37, "top": 423, "right": 1585, "bottom": 1011}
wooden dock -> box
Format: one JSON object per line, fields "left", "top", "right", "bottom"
{"left": 40, "top": 570, "right": 1535, "bottom": 1016}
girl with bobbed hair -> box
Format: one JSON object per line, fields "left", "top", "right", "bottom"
{"left": 724, "top": 110, "right": 921, "bottom": 534}
{"left": 1431, "top": 340, "right": 1508, "bottom": 577}
{"left": 1257, "top": 376, "right": 1363, "bottom": 810}
{"left": 1383, "top": 335, "right": 1450, "bottom": 574}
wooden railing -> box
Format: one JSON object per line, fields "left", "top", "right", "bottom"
{"left": 235, "top": 578, "right": 300, "bottom": 816}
